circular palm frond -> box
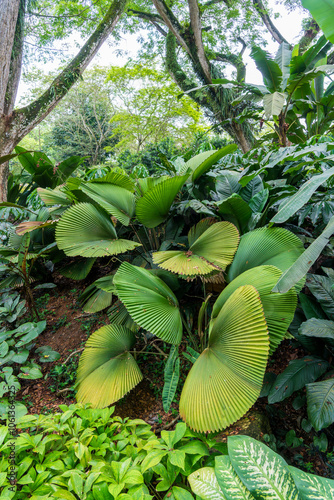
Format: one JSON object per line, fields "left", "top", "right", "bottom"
{"left": 180, "top": 285, "right": 269, "bottom": 433}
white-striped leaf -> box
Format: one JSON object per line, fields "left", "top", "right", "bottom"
{"left": 215, "top": 455, "right": 254, "bottom": 500}
{"left": 188, "top": 467, "right": 225, "bottom": 500}
{"left": 228, "top": 435, "right": 301, "bottom": 500}
{"left": 289, "top": 465, "right": 334, "bottom": 499}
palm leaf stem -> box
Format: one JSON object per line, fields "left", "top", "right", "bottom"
{"left": 130, "top": 223, "right": 149, "bottom": 254}
{"left": 181, "top": 314, "right": 198, "bottom": 349}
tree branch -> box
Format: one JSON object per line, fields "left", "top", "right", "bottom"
{"left": 214, "top": 53, "right": 246, "bottom": 82}
{"left": 298, "top": 18, "right": 320, "bottom": 53}
{"left": 10, "top": 0, "right": 128, "bottom": 145}
{"left": 152, "top": 0, "right": 191, "bottom": 56}
{"left": 252, "top": 0, "right": 288, "bottom": 45}
{"left": 188, "top": 0, "right": 212, "bottom": 82}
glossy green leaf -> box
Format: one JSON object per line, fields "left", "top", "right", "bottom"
{"left": 59, "top": 258, "right": 96, "bottom": 280}
{"left": 180, "top": 286, "right": 269, "bottom": 432}
{"left": 136, "top": 175, "right": 188, "bottom": 228}
{"left": 306, "top": 378, "right": 334, "bottom": 431}
{"left": 211, "top": 266, "right": 297, "bottom": 354}
{"left": 302, "top": 0, "right": 334, "bottom": 44}
{"left": 289, "top": 465, "right": 334, "bottom": 499}
{"left": 215, "top": 455, "right": 254, "bottom": 500}
{"left": 56, "top": 203, "right": 140, "bottom": 257}
{"left": 228, "top": 435, "right": 301, "bottom": 500}
{"left": 162, "top": 346, "right": 180, "bottom": 413}
{"left": 166, "top": 486, "right": 195, "bottom": 500}
{"left": 188, "top": 145, "right": 238, "bottom": 182}
{"left": 113, "top": 262, "right": 182, "bottom": 344}
{"left": 76, "top": 324, "right": 143, "bottom": 408}
{"left": 217, "top": 194, "right": 252, "bottom": 234}
{"left": 273, "top": 217, "right": 334, "bottom": 293}
{"left": 268, "top": 356, "right": 329, "bottom": 404}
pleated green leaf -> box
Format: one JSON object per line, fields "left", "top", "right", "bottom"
{"left": 37, "top": 187, "right": 72, "bottom": 206}
{"left": 59, "top": 258, "right": 96, "bottom": 280}
{"left": 135, "top": 175, "right": 188, "bottom": 228}
{"left": 108, "top": 300, "right": 137, "bottom": 331}
{"left": 56, "top": 203, "right": 140, "bottom": 257}
{"left": 228, "top": 435, "right": 301, "bottom": 500}
{"left": 78, "top": 285, "right": 113, "bottom": 314}
{"left": 188, "top": 467, "right": 225, "bottom": 500}
{"left": 187, "top": 217, "right": 217, "bottom": 246}
{"left": 268, "top": 356, "right": 329, "bottom": 404}
{"left": 153, "top": 221, "right": 239, "bottom": 277}
{"left": 211, "top": 266, "right": 297, "bottom": 354}
{"left": 76, "top": 325, "right": 142, "bottom": 408}
{"left": 79, "top": 182, "right": 136, "bottom": 226}
{"left": 179, "top": 285, "right": 269, "bottom": 432}
{"left": 227, "top": 227, "right": 304, "bottom": 283}
{"left": 306, "top": 378, "right": 334, "bottom": 431}
{"left": 215, "top": 455, "right": 255, "bottom": 500}
{"left": 289, "top": 465, "right": 334, "bottom": 499}
{"left": 94, "top": 170, "right": 135, "bottom": 191}
{"left": 113, "top": 262, "right": 182, "bottom": 344}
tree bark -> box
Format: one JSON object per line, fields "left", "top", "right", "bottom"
{"left": 0, "top": 0, "right": 128, "bottom": 201}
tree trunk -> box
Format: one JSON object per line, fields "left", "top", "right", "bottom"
{"left": 0, "top": 0, "right": 20, "bottom": 115}
{"left": 0, "top": 0, "right": 128, "bottom": 201}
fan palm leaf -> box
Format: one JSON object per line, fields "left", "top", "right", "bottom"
{"left": 113, "top": 262, "right": 182, "bottom": 344}
{"left": 211, "top": 265, "right": 297, "bottom": 354}
{"left": 55, "top": 203, "right": 141, "bottom": 257}
{"left": 135, "top": 175, "right": 188, "bottom": 228}
{"left": 179, "top": 285, "right": 269, "bottom": 432}
{"left": 76, "top": 325, "right": 142, "bottom": 408}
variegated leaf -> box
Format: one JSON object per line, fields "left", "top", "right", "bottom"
{"left": 215, "top": 456, "right": 255, "bottom": 500}
{"left": 289, "top": 466, "right": 334, "bottom": 500}
{"left": 188, "top": 467, "right": 226, "bottom": 500}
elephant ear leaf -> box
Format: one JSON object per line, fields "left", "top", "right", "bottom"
{"left": 153, "top": 221, "right": 239, "bottom": 277}
{"left": 211, "top": 265, "right": 297, "bottom": 355}
{"left": 228, "top": 435, "right": 300, "bottom": 500}
{"left": 179, "top": 285, "right": 269, "bottom": 432}
{"left": 76, "top": 324, "right": 143, "bottom": 408}
{"left": 227, "top": 227, "right": 304, "bottom": 283}
{"left": 135, "top": 174, "right": 188, "bottom": 228}
{"left": 113, "top": 262, "right": 183, "bottom": 344}
{"left": 56, "top": 203, "right": 141, "bottom": 257}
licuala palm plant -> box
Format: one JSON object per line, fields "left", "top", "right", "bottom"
{"left": 75, "top": 218, "right": 304, "bottom": 433}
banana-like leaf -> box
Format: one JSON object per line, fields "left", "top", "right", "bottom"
{"left": 185, "top": 145, "right": 238, "bottom": 182}
{"left": 113, "top": 262, "right": 182, "bottom": 344}
{"left": 136, "top": 175, "right": 188, "bottom": 228}
{"left": 15, "top": 220, "right": 57, "bottom": 235}
{"left": 271, "top": 167, "right": 334, "bottom": 224}
{"left": 215, "top": 455, "right": 255, "bottom": 500}
{"left": 153, "top": 221, "right": 239, "bottom": 277}
{"left": 227, "top": 227, "right": 304, "bottom": 283}
{"left": 289, "top": 465, "right": 334, "bottom": 499}
{"left": 162, "top": 345, "right": 180, "bottom": 413}
{"left": 302, "top": 0, "right": 334, "bottom": 44}
{"left": 179, "top": 285, "right": 269, "bottom": 432}
{"left": 263, "top": 92, "right": 286, "bottom": 118}
{"left": 56, "top": 203, "right": 140, "bottom": 257}
{"left": 59, "top": 258, "right": 96, "bottom": 280}
{"left": 273, "top": 216, "right": 334, "bottom": 293}
{"left": 275, "top": 42, "right": 292, "bottom": 89}
{"left": 251, "top": 46, "right": 283, "bottom": 92}
{"left": 211, "top": 266, "right": 297, "bottom": 355}
{"left": 76, "top": 325, "right": 142, "bottom": 408}
{"left": 306, "top": 378, "right": 334, "bottom": 431}
{"left": 268, "top": 356, "right": 329, "bottom": 404}
{"left": 216, "top": 194, "right": 252, "bottom": 234}
{"left": 188, "top": 467, "right": 225, "bottom": 500}
{"left": 299, "top": 318, "right": 334, "bottom": 342}
{"left": 228, "top": 435, "right": 301, "bottom": 500}
{"left": 79, "top": 182, "right": 136, "bottom": 226}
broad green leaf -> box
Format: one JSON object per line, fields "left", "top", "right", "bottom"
{"left": 251, "top": 46, "right": 283, "bottom": 92}
{"left": 263, "top": 92, "right": 286, "bottom": 119}
{"left": 18, "top": 366, "right": 43, "bottom": 379}
{"left": 227, "top": 227, "right": 304, "bottom": 283}
{"left": 302, "top": 0, "right": 334, "bottom": 44}
{"left": 79, "top": 182, "right": 136, "bottom": 226}
{"left": 165, "top": 486, "right": 195, "bottom": 500}
{"left": 76, "top": 324, "right": 143, "bottom": 408}
{"left": 215, "top": 455, "right": 254, "bottom": 500}
{"left": 271, "top": 168, "right": 334, "bottom": 224}
{"left": 153, "top": 221, "right": 239, "bottom": 277}
{"left": 78, "top": 285, "right": 113, "bottom": 314}
{"left": 275, "top": 42, "right": 292, "bottom": 89}
{"left": 189, "top": 145, "right": 238, "bottom": 182}
{"left": 162, "top": 346, "right": 180, "bottom": 413}
{"left": 228, "top": 435, "right": 300, "bottom": 500}
{"left": 141, "top": 450, "right": 168, "bottom": 473}
{"left": 136, "top": 175, "right": 188, "bottom": 228}
{"left": 217, "top": 194, "right": 252, "bottom": 234}
{"left": 306, "top": 378, "right": 334, "bottom": 431}
{"left": 95, "top": 170, "right": 135, "bottom": 191}
{"left": 37, "top": 187, "right": 72, "bottom": 206}
{"left": 53, "top": 491, "right": 78, "bottom": 500}
{"left": 113, "top": 262, "right": 182, "bottom": 344}
{"left": 299, "top": 318, "right": 334, "bottom": 341}
{"left": 180, "top": 286, "right": 269, "bottom": 432}
{"left": 273, "top": 217, "right": 334, "bottom": 293}
{"left": 56, "top": 203, "right": 140, "bottom": 257}
{"left": 188, "top": 467, "right": 225, "bottom": 500}
{"left": 268, "top": 356, "right": 329, "bottom": 404}
{"left": 306, "top": 272, "right": 334, "bottom": 319}
{"left": 289, "top": 465, "right": 334, "bottom": 499}
{"left": 211, "top": 266, "right": 297, "bottom": 354}
{"left": 59, "top": 258, "right": 96, "bottom": 280}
